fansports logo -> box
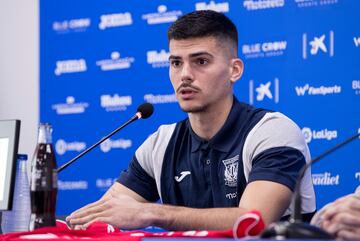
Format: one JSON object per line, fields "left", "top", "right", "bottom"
{"left": 58, "top": 180, "right": 88, "bottom": 190}
{"left": 99, "top": 12, "right": 133, "bottom": 30}
{"left": 249, "top": 78, "right": 279, "bottom": 105}
{"left": 100, "top": 138, "right": 132, "bottom": 153}
{"left": 53, "top": 18, "right": 91, "bottom": 33}
{"left": 243, "top": 0, "right": 285, "bottom": 11}
{"left": 301, "top": 127, "right": 337, "bottom": 143}
{"left": 352, "top": 80, "right": 360, "bottom": 95}
{"left": 295, "top": 84, "right": 341, "bottom": 96}
{"left": 142, "top": 5, "right": 182, "bottom": 25}
{"left": 52, "top": 96, "right": 89, "bottom": 115}
{"left": 100, "top": 94, "right": 132, "bottom": 112}
{"left": 242, "top": 40, "right": 287, "bottom": 59}
{"left": 354, "top": 37, "right": 360, "bottom": 47}
{"left": 312, "top": 172, "right": 340, "bottom": 186}
{"left": 302, "top": 31, "right": 334, "bottom": 59}
{"left": 147, "top": 50, "right": 170, "bottom": 68}
{"left": 96, "top": 51, "right": 135, "bottom": 71}
{"left": 55, "top": 59, "right": 87, "bottom": 76}
{"left": 195, "top": 1, "right": 230, "bottom": 13}
{"left": 144, "top": 94, "right": 177, "bottom": 104}
{"left": 55, "top": 139, "right": 86, "bottom": 155}
{"left": 295, "top": 0, "right": 339, "bottom": 8}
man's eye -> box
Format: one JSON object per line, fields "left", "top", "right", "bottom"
{"left": 197, "top": 58, "right": 208, "bottom": 65}
{"left": 171, "top": 60, "right": 182, "bottom": 67}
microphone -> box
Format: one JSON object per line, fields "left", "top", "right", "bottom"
{"left": 261, "top": 131, "right": 360, "bottom": 239}
{"left": 57, "top": 103, "right": 154, "bottom": 173}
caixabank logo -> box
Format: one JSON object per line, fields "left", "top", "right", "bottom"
{"left": 249, "top": 78, "right": 279, "bottom": 105}
{"left": 295, "top": 0, "right": 339, "bottom": 8}
{"left": 52, "top": 96, "right": 89, "bottom": 115}
{"left": 301, "top": 127, "right": 337, "bottom": 143}
{"left": 242, "top": 40, "right": 287, "bottom": 59}
{"left": 302, "top": 31, "right": 334, "bottom": 59}
{"left": 195, "top": 1, "right": 230, "bottom": 13}
{"left": 243, "top": 0, "right": 285, "bottom": 11}
{"left": 99, "top": 12, "right": 133, "bottom": 30}
{"left": 96, "top": 51, "right": 135, "bottom": 71}
{"left": 52, "top": 18, "right": 91, "bottom": 34}
{"left": 142, "top": 5, "right": 182, "bottom": 25}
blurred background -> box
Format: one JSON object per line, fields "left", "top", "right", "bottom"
{"left": 0, "top": 0, "right": 359, "bottom": 216}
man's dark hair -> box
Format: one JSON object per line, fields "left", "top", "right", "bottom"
{"left": 168, "top": 10, "right": 238, "bottom": 49}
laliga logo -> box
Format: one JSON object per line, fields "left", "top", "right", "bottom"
{"left": 100, "top": 138, "right": 132, "bottom": 153}
{"left": 302, "top": 127, "right": 312, "bottom": 143}
{"left": 55, "top": 139, "right": 86, "bottom": 155}
{"left": 301, "top": 127, "right": 338, "bottom": 143}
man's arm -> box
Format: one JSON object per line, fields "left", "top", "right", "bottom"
{"left": 67, "top": 180, "right": 292, "bottom": 230}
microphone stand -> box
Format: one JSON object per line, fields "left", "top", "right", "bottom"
{"left": 261, "top": 132, "right": 360, "bottom": 239}
{"left": 56, "top": 113, "right": 140, "bottom": 173}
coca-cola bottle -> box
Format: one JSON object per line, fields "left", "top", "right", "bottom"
{"left": 29, "top": 123, "right": 58, "bottom": 230}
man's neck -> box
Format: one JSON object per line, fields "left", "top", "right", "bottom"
{"left": 188, "top": 95, "right": 234, "bottom": 141}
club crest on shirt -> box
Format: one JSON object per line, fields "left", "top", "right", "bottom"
{"left": 222, "top": 155, "right": 239, "bottom": 187}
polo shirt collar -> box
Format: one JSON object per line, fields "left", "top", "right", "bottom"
{"left": 189, "top": 96, "right": 242, "bottom": 153}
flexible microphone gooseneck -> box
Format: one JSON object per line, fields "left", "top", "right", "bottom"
{"left": 56, "top": 103, "right": 154, "bottom": 173}
{"left": 261, "top": 131, "right": 360, "bottom": 239}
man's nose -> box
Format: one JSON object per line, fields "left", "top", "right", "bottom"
{"left": 180, "top": 63, "right": 194, "bottom": 83}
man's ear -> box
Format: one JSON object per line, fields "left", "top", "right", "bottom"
{"left": 230, "top": 58, "right": 244, "bottom": 84}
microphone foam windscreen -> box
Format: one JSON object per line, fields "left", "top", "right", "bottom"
{"left": 137, "top": 103, "right": 154, "bottom": 119}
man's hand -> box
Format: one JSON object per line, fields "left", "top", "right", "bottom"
{"left": 312, "top": 194, "right": 360, "bottom": 240}
{"left": 66, "top": 182, "right": 152, "bottom": 230}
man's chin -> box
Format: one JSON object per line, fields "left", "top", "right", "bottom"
{"left": 179, "top": 104, "right": 206, "bottom": 113}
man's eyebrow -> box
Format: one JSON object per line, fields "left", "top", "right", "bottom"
{"left": 169, "top": 55, "right": 181, "bottom": 60}
{"left": 169, "top": 52, "right": 214, "bottom": 61}
{"left": 189, "top": 52, "right": 213, "bottom": 58}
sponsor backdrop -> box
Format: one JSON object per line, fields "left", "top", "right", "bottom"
{"left": 40, "top": 0, "right": 360, "bottom": 216}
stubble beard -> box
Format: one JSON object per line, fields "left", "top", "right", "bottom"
{"left": 179, "top": 102, "right": 208, "bottom": 114}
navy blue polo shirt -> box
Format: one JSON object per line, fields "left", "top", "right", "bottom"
{"left": 118, "top": 97, "right": 316, "bottom": 215}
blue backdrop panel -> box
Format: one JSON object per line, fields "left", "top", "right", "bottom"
{"left": 40, "top": 0, "right": 360, "bottom": 216}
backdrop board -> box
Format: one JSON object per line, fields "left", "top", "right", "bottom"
{"left": 40, "top": 0, "right": 360, "bottom": 216}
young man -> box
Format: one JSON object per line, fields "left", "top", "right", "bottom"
{"left": 67, "top": 10, "right": 315, "bottom": 231}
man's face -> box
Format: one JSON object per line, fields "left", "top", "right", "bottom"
{"left": 169, "top": 36, "right": 239, "bottom": 113}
